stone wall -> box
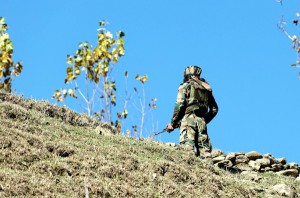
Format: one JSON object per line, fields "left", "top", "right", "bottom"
{"left": 210, "top": 149, "right": 300, "bottom": 180}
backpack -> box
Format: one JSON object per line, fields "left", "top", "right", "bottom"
{"left": 185, "top": 80, "right": 211, "bottom": 115}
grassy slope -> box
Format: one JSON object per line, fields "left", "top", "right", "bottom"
{"left": 0, "top": 93, "right": 299, "bottom": 197}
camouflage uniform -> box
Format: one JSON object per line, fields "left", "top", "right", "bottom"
{"left": 170, "top": 66, "right": 218, "bottom": 156}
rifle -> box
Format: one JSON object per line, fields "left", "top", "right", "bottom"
{"left": 150, "top": 123, "right": 180, "bottom": 138}
{"left": 152, "top": 128, "right": 167, "bottom": 136}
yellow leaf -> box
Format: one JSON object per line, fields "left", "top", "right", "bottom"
{"left": 75, "top": 56, "right": 82, "bottom": 63}
{"left": 68, "top": 89, "right": 74, "bottom": 95}
{"left": 74, "top": 67, "right": 80, "bottom": 75}
{"left": 66, "top": 55, "right": 73, "bottom": 65}
{"left": 2, "top": 33, "right": 9, "bottom": 40}
{"left": 152, "top": 104, "right": 157, "bottom": 109}
{"left": 98, "top": 33, "right": 105, "bottom": 41}
{"left": 112, "top": 48, "right": 117, "bottom": 55}
{"left": 54, "top": 90, "right": 61, "bottom": 97}
{"left": 112, "top": 54, "right": 118, "bottom": 63}
{"left": 105, "top": 31, "right": 113, "bottom": 39}
{"left": 140, "top": 75, "right": 148, "bottom": 83}
{"left": 62, "top": 89, "right": 67, "bottom": 97}
{"left": 122, "top": 109, "right": 128, "bottom": 118}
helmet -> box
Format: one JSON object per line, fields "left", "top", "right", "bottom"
{"left": 184, "top": 65, "right": 202, "bottom": 77}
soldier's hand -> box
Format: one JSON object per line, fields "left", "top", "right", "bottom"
{"left": 166, "top": 123, "right": 174, "bottom": 133}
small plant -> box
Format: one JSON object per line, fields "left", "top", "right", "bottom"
{"left": 115, "top": 71, "right": 158, "bottom": 137}
{"left": 52, "top": 21, "right": 125, "bottom": 123}
{"left": 133, "top": 74, "right": 157, "bottom": 137}
{"left": 52, "top": 21, "right": 157, "bottom": 137}
{"left": 277, "top": 1, "right": 300, "bottom": 75}
{"left": 0, "top": 17, "right": 23, "bottom": 93}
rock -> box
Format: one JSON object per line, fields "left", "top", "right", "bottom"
{"left": 241, "top": 170, "right": 253, "bottom": 175}
{"left": 190, "top": 149, "right": 300, "bottom": 181}
{"left": 234, "top": 152, "right": 246, "bottom": 156}
{"left": 288, "top": 163, "right": 299, "bottom": 170}
{"left": 256, "top": 158, "right": 271, "bottom": 169}
{"left": 215, "top": 160, "right": 233, "bottom": 168}
{"left": 234, "top": 163, "right": 253, "bottom": 172}
{"left": 277, "top": 169, "right": 299, "bottom": 178}
{"left": 212, "top": 156, "right": 226, "bottom": 164}
{"left": 225, "top": 153, "right": 236, "bottom": 162}
{"left": 263, "top": 167, "right": 272, "bottom": 172}
{"left": 263, "top": 153, "right": 276, "bottom": 165}
{"left": 271, "top": 184, "right": 297, "bottom": 198}
{"left": 248, "top": 158, "right": 271, "bottom": 172}
{"left": 277, "top": 158, "right": 287, "bottom": 165}
{"left": 152, "top": 173, "right": 157, "bottom": 179}
{"left": 235, "top": 155, "right": 249, "bottom": 164}
{"left": 211, "top": 149, "right": 223, "bottom": 158}
{"left": 263, "top": 153, "right": 273, "bottom": 158}
{"left": 249, "top": 160, "right": 261, "bottom": 171}
{"left": 283, "top": 164, "right": 289, "bottom": 170}
{"left": 296, "top": 177, "right": 300, "bottom": 182}
{"left": 245, "top": 151, "right": 262, "bottom": 161}
{"left": 271, "top": 164, "right": 283, "bottom": 172}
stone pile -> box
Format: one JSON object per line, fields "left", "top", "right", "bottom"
{"left": 210, "top": 149, "right": 300, "bottom": 180}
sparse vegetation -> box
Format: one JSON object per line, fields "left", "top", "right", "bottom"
{"left": 52, "top": 21, "right": 125, "bottom": 123}
{"left": 277, "top": 1, "right": 300, "bottom": 75}
{"left": 0, "top": 93, "right": 299, "bottom": 197}
{"left": 52, "top": 21, "right": 157, "bottom": 137}
{"left": 0, "top": 17, "right": 23, "bottom": 93}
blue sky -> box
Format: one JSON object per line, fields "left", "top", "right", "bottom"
{"left": 2, "top": 0, "right": 300, "bottom": 164}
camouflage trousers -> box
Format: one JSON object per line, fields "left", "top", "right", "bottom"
{"left": 179, "top": 113, "right": 212, "bottom": 156}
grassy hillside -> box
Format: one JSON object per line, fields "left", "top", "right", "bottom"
{"left": 0, "top": 93, "right": 299, "bottom": 197}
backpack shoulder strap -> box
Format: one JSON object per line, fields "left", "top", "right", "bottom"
{"left": 190, "top": 76, "right": 212, "bottom": 92}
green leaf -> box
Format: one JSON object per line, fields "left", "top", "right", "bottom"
{"left": 291, "top": 63, "right": 297, "bottom": 67}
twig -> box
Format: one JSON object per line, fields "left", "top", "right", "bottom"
{"left": 84, "top": 178, "right": 89, "bottom": 198}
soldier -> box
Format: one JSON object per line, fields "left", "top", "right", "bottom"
{"left": 166, "top": 65, "right": 218, "bottom": 157}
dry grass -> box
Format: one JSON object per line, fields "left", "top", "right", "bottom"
{"left": 0, "top": 93, "right": 299, "bottom": 197}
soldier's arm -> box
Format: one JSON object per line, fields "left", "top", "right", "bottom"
{"left": 204, "top": 91, "right": 218, "bottom": 124}
{"left": 170, "top": 84, "right": 188, "bottom": 128}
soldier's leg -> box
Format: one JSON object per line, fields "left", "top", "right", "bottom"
{"left": 196, "top": 118, "right": 212, "bottom": 157}
{"left": 180, "top": 114, "right": 197, "bottom": 155}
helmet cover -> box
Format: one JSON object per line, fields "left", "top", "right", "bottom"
{"left": 184, "top": 65, "right": 202, "bottom": 77}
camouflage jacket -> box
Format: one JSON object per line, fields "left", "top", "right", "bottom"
{"left": 170, "top": 79, "right": 218, "bottom": 127}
